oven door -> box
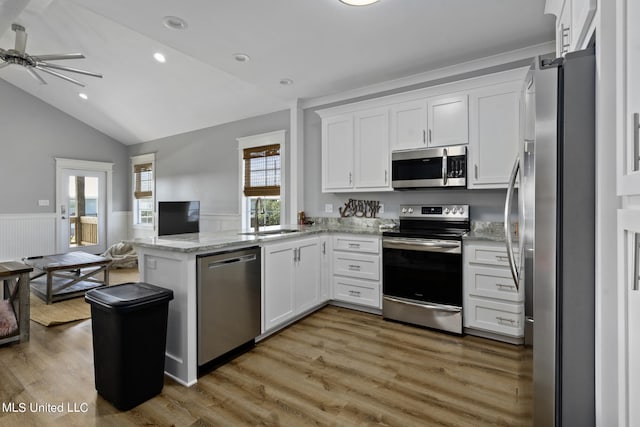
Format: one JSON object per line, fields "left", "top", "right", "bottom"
{"left": 382, "top": 237, "right": 463, "bottom": 334}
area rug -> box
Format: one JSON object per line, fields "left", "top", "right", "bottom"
{"left": 29, "top": 267, "right": 139, "bottom": 327}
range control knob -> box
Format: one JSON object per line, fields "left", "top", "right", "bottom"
{"left": 401, "top": 208, "right": 407, "bottom": 214}
{"left": 444, "top": 208, "right": 450, "bottom": 214}
{"left": 407, "top": 208, "right": 414, "bottom": 214}
{"left": 458, "top": 207, "right": 465, "bottom": 214}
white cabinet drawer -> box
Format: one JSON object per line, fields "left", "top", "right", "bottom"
{"left": 333, "top": 235, "right": 379, "bottom": 253}
{"left": 333, "top": 252, "right": 379, "bottom": 281}
{"left": 466, "top": 243, "right": 518, "bottom": 267}
{"left": 466, "top": 265, "right": 522, "bottom": 302}
{"left": 333, "top": 276, "right": 380, "bottom": 308}
{"left": 464, "top": 297, "right": 524, "bottom": 337}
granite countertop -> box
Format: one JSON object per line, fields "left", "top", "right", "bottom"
{"left": 129, "top": 218, "right": 397, "bottom": 253}
{"left": 464, "top": 221, "right": 519, "bottom": 243}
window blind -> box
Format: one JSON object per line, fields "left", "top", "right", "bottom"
{"left": 134, "top": 162, "right": 153, "bottom": 199}
{"left": 243, "top": 144, "right": 281, "bottom": 197}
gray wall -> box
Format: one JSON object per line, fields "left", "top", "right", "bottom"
{"left": 0, "top": 79, "right": 129, "bottom": 213}
{"left": 128, "top": 110, "right": 290, "bottom": 216}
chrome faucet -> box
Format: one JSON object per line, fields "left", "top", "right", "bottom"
{"left": 253, "top": 197, "right": 265, "bottom": 232}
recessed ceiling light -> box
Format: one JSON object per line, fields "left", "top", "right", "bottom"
{"left": 233, "top": 53, "right": 251, "bottom": 63}
{"left": 279, "top": 78, "right": 294, "bottom": 85}
{"left": 162, "top": 16, "right": 188, "bottom": 30}
{"left": 339, "top": 0, "right": 379, "bottom": 5}
{"left": 78, "top": 93, "right": 88, "bottom": 100}
{"left": 153, "top": 52, "right": 166, "bottom": 63}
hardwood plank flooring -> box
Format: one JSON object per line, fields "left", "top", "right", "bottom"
{"left": 0, "top": 305, "right": 532, "bottom": 426}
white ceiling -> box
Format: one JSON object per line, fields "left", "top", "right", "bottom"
{"left": 0, "top": 0, "right": 555, "bottom": 145}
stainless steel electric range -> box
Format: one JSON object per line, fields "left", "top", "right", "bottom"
{"left": 382, "top": 204, "right": 470, "bottom": 334}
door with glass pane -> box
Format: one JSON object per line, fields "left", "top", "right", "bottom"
{"left": 57, "top": 169, "right": 107, "bottom": 254}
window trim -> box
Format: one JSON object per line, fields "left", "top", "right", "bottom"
{"left": 237, "top": 130, "right": 286, "bottom": 230}
{"left": 131, "top": 153, "right": 156, "bottom": 229}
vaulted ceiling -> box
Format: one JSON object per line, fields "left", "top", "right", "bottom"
{"left": 0, "top": 0, "right": 555, "bottom": 144}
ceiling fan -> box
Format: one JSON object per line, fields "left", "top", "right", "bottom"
{"left": 0, "top": 23, "right": 102, "bottom": 87}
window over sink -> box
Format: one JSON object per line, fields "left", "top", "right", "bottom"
{"left": 237, "top": 130, "right": 286, "bottom": 231}
{"left": 131, "top": 153, "right": 155, "bottom": 227}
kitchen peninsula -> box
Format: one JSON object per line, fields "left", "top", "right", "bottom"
{"left": 130, "top": 222, "right": 386, "bottom": 386}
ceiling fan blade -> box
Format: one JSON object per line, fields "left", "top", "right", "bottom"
{"left": 35, "top": 65, "right": 85, "bottom": 87}
{"left": 12, "top": 23, "right": 27, "bottom": 54}
{"left": 36, "top": 61, "right": 102, "bottom": 78}
{"left": 26, "top": 67, "right": 47, "bottom": 85}
{"left": 32, "top": 53, "right": 85, "bottom": 61}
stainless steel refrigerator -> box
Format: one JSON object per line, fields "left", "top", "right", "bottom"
{"left": 504, "top": 48, "right": 595, "bottom": 426}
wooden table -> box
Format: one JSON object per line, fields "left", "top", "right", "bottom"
{"left": 0, "top": 262, "right": 33, "bottom": 345}
{"left": 23, "top": 252, "right": 112, "bottom": 304}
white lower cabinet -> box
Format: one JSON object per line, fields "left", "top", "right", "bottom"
{"left": 331, "top": 235, "right": 381, "bottom": 309}
{"left": 463, "top": 240, "right": 524, "bottom": 343}
{"left": 263, "top": 236, "right": 321, "bottom": 332}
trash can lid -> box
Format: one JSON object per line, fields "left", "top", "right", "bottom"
{"left": 85, "top": 282, "right": 173, "bottom": 310}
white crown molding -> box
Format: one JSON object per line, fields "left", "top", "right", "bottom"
{"left": 302, "top": 42, "right": 555, "bottom": 110}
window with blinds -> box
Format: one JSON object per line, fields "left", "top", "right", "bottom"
{"left": 243, "top": 144, "right": 281, "bottom": 197}
{"left": 134, "top": 163, "right": 153, "bottom": 199}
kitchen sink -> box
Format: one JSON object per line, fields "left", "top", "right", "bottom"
{"left": 238, "top": 229, "right": 300, "bottom": 237}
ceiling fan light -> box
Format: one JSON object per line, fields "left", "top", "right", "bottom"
{"left": 233, "top": 53, "right": 251, "bottom": 63}
{"left": 153, "top": 52, "right": 166, "bottom": 63}
{"left": 339, "top": 0, "right": 380, "bottom": 6}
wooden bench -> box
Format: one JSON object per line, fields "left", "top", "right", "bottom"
{"left": 23, "top": 252, "right": 111, "bottom": 304}
{"left": 0, "top": 262, "right": 33, "bottom": 345}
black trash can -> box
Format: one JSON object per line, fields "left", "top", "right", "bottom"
{"left": 85, "top": 282, "right": 174, "bottom": 411}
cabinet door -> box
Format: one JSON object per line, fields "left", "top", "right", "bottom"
{"left": 390, "top": 100, "right": 427, "bottom": 150}
{"left": 618, "top": 209, "right": 640, "bottom": 425}
{"left": 557, "top": 0, "right": 572, "bottom": 56}
{"left": 354, "top": 108, "right": 391, "bottom": 190}
{"left": 571, "top": 0, "right": 595, "bottom": 50}
{"left": 322, "top": 114, "right": 354, "bottom": 191}
{"left": 319, "top": 236, "right": 331, "bottom": 302}
{"left": 467, "top": 81, "right": 521, "bottom": 189}
{"left": 426, "top": 94, "right": 468, "bottom": 147}
{"left": 295, "top": 238, "right": 321, "bottom": 313}
{"left": 263, "top": 242, "right": 296, "bottom": 331}
{"left": 620, "top": 0, "right": 640, "bottom": 195}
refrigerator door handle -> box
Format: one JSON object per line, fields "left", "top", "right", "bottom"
{"left": 504, "top": 155, "right": 520, "bottom": 290}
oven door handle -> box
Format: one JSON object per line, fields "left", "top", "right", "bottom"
{"left": 382, "top": 238, "right": 461, "bottom": 253}
{"left": 384, "top": 296, "right": 461, "bottom": 313}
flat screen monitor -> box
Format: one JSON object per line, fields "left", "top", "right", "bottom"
{"left": 158, "top": 201, "right": 200, "bottom": 236}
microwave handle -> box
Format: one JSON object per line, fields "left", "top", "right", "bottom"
{"left": 442, "top": 148, "right": 448, "bottom": 185}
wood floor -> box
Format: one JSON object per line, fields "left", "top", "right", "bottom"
{"left": 0, "top": 303, "right": 532, "bottom": 426}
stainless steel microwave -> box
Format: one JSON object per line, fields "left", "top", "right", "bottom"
{"left": 391, "top": 145, "right": 467, "bottom": 189}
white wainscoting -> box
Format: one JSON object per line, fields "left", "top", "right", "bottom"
{"left": 0, "top": 213, "right": 56, "bottom": 261}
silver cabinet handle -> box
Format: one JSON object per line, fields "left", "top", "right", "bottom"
{"left": 496, "top": 283, "right": 515, "bottom": 290}
{"left": 348, "top": 289, "right": 361, "bottom": 297}
{"left": 475, "top": 164, "right": 478, "bottom": 179}
{"left": 322, "top": 241, "right": 326, "bottom": 255}
{"left": 634, "top": 113, "right": 640, "bottom": 172}
{"left": 422, "top": 130, "right": 426, "bottom": 144}
{"left": 428, "top": 129, "right": 432, "bottom": 143}
{"left": 634, "top": 233, "right": 640, "bottom": 291}
{"left": 495, "top": 255, "right": 509, "bottom": 262}
{"left": 349, "top": 172, "right": 352, "bottom": 185}
{"left": 348, "top": 243, "right": 361, "bottom": 249}
{"left": 442, "top": 147, "right": 448, "bottom": 185}
{"left": 496, "top": 316, "right": 516, "bottom": 325}
{"left": 504, "top": 156, "right": 520, "bottom": 290}
{"left": 348, "top": 264, "right": 361, "bottom": 271}
{"left": 385, "top": 169, "right": 388, "bottom": 183}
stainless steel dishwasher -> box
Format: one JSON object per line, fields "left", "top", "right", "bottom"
{"left": 196, "top": 246, "right": 261, "bottom": 367}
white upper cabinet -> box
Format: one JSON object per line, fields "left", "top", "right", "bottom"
{"left": 426, "top": 94, "right": 469, "bottom": 147}
{"left": 319, "top": 108, "right": 391, "bottom": 193}
{"left": 619, "top": 0, "right": 640, "bottom": 195}
{"left": 354, "top": 108, "right": 390, "bottom": 189}
{"left": 467, "top": 81, "right": 522, "bottom": 189}
{"left": 390, "top": 100, "right": 427, "bottom": 151}
{"left": 322, "top": 114, "right": 354, "bottom": 191}
{"left": 550, "top": 0, "right": 596, "bottom": 56}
